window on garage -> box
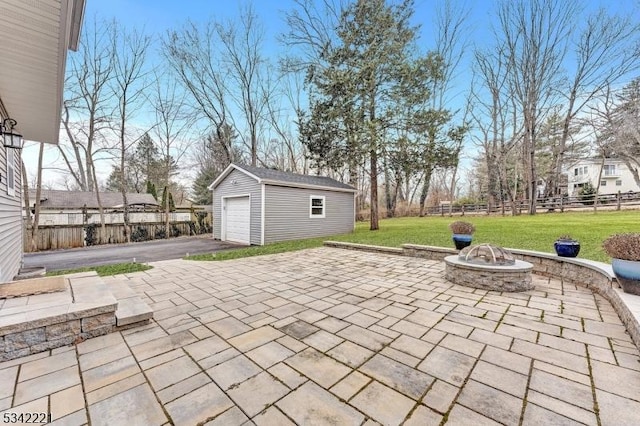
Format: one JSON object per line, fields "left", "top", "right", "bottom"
{"left": 310, "top": 196, "right": 325, "bottom": 218}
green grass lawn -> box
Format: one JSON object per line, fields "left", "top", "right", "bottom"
{"left": 329, "top": 210, "right": 640, "bottom": 262}
{"left": 187, "top": 210, "right": 640, "bottom": 263}
{"left": 46, "top": 262, "right": 153, "bottom": 277}
{"left": 186, "top": 237, "right": 329, "bottom": 261}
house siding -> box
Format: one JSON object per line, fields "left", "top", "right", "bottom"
{"left": 0, "top": 146, "right": 22, "bottom": 282}
{"left": 264, "top": 185, "right": 354, "bottom": 244}
{"left": 212, "top": 169, "right": 262, "bottom": 245}
{"left": 567, "top": 159, "right": 640, "bottom": 195}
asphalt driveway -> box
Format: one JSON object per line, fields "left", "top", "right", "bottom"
{"left": 23, "top": 235, "right": 241, "bottom": 271}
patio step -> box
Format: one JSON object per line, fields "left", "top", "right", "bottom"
{"left": 104, "top": 279, "right": 153, "bottom": 328}
{"left": 0, "top": 272, "right": 118, "bottom": 361}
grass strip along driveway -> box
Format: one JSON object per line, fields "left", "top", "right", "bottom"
{"left": 187, "top": 210, "right": 639, "bottom": 263}
{"left": 47, "top": 262, "right": 152, "bottom": 277}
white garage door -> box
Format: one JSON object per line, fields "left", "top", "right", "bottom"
{"left": 224, "top": 196, "right": 250, "bottom": 244}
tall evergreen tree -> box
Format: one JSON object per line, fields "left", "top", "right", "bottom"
{"left": 145, "top": 180, "right": 158, "bottom": 200}
{"left": 302, "top": 0, "right": 426, "bottom": 230}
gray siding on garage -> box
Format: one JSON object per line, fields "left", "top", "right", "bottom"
{"left": 264, "top": 185, "right": 354, "bottom": 244}
{"left": 0, "top": 147, "right": 22, "bottom": 282}
{"left": 212, "top": 169, "right": 262, "bottom": 245}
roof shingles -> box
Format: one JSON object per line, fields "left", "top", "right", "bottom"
{"left": 29, "top": 190, "right": 158, "bottom": 209}
{"left": 232, "top": 163, "right": 355, "bottom": 191}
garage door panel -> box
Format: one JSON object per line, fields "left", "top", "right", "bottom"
{"left": 225, "top": 197, "right": 250, "bottom": 244}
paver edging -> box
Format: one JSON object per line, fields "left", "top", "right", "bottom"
{"left": 324, "top": 241, "right": 640, "bottom": 351}
{"left": 323, "top": 241, "right": 404, "bottom": 255}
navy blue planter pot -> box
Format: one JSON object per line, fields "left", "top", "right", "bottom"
{"left": 452, "top": 234, "right": 473, "bottom": 250}
{"left": 554, "top": 240, "right": 580, "bottom": 258}
{"left": 612, "top": 258, "right": 640, "bottom": 295}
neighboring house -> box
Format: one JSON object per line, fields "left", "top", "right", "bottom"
{"left": 27, "top": 190, "right": 163, "bottom": 225}
{"left": 566, "top": 158, "right": 640, "bottom": 196}
{"left": 209, "top": 164, "right": 356, "bottom": 245}
{"left": 28, "top": 190, "right": 159, "bottom": 212}
{"left": 0, "top": 1, "right": 85, "bottom": 282}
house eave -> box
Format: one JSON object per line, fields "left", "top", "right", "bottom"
{"left": 261, "top": 180, "right": 358, "bottom": 193}
{"left": 0, "top": 0, "right": 86, "bottom": 144}
{"left": 210, "top": 164, "right": 357, "bottom": 193}
{"left": 209, "top": 164, "right": 262, "bottom": 190}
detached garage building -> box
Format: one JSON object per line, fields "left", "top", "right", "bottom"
{"left": 210, "top": 164, "right": 356, "bottom": 245}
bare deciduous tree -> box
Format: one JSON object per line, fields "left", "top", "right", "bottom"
{"left": 111, "top": 25, "right": 151, "bottom": 242}
{"left": 149, "top": 71, "right": 193, "bottom": 237}
{"left": 545, "top": 9, "right": 640, "bottom": 198}
{"left": 217, "top": 4, "right": 271, "bottom": 167}
{"left": 497, "top": 0, "right": 576, "bottom": 214}
{"left": 471, "top": 45, "right": 521, "bottom": 215}
{"left": 60, "top": 17, "right": 118, "bottom": 241}
{"left": 163, "top": 20, "right": 234, "bottom": 162}
{"left": 60, "top": 18, "right": 115, "bottom": 192}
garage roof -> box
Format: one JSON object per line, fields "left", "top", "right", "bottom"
{"left": 0, "top": 0, "right": 85, "bottom": 144}
{"left": 210, "top": 163, "right": 357, "bottom": 193}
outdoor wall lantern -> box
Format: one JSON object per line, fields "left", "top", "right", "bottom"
{"left": 1, "top": 118, "right": 24, "bottom": 149}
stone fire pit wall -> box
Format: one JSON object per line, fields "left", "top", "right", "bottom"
{"left": 444, "top": 255, "right": 534, "bottom": 292}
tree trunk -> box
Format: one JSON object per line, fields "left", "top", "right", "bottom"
{"left": 523, "top": 112, "right": 537, "bottom": 215}
{"left": 418, "top": 166, "right": 433, "bottom": 217}
{"left": 594, "top": 154, "right": 606, "bottom": 212}
{"left": 91, "top": 164, "right": 106, "bottom": 243}
{"left": 21, "top": 160, "right": 33, "bottom": 251}
{"left": 370, "top": 150, "right": 379, "bottom": 231}
{"left": 622, "top": 158, "right": 640, "bottom": 188}
{"left": 21, "top": 146, "right": 43, "bottom": 253}
{"left": 120, "top": 155, "right": 130, "bottom": 243}
{"left": 165, "top": 186, "right": 171, "bottom": 239}
{"left": 448, "top": 177, "right": 455, "bottom": 217}
{"left": 383, "top": 153, "right": 394, "bottom": 218}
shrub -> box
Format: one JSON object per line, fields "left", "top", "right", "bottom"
{"left": 155, "top": 227, "right": 166, "bottom": 239}
{"left": 578, "top": 182, "right": 596, "bottom": 205}
{"left": 449, "top": 221, "right": 476, "bottom": 235}
{"left": 131, "top": 226, "right": 150, "bottom": 242}
{"left": 452, "top": 197, "right": 479, "bottom": 207}
{"left": 556, "top": 235, "right": 575, "bottom": 241}
{"left": 171, "top": 224, "right": 181, "bottom": 238}
{"left": 84, "top": 223, "right": 99, "bottom": 246}
{"left": 603, "top": 233, "right": 640, "bottom": 261}
{"left": 195, "top": 212, "right": 212, "bottom": 234}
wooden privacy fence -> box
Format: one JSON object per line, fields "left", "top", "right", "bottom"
{"left": 23, "top": 221, "right": 202, "bottom": 252}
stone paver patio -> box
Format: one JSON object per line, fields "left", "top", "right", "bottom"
{"left": 1, "top": 247, "right": 640, "bottom": 425}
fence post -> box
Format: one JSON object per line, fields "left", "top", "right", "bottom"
{"left": 560, "top": 196, "right": 564, "bottom": 213}
{"left": 461, "top": 205, "right": 465, "bottom": 216}
{"left": 617, "top": 190, "right": 622, "bottom": 211}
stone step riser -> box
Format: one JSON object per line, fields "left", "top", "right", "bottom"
{"left": 1, "top": 273, "right": 153, "bottom": 362}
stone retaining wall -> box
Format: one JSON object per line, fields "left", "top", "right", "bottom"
{"left": 0, "top": 309, "right": 116, "bottom": 361}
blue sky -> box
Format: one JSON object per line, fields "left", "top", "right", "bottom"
{"left": 79, "top": 0, "right": 640, "bottom": 116}
{"left": 86, "top": 0, "right": 635, "bottom": 51}
{"left": 23, "top": 0, "right": 640, "bottom": 189}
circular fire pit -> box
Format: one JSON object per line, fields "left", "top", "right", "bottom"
{"left": 445, "top": 244, "right": 534, "bottom": 292}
